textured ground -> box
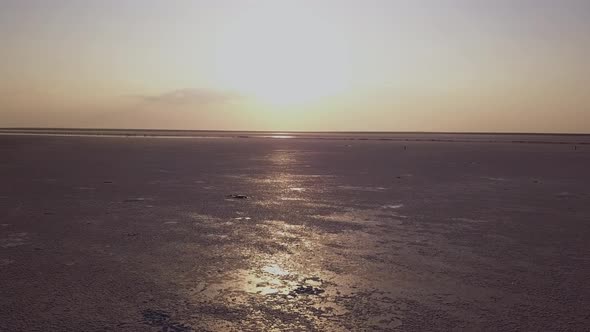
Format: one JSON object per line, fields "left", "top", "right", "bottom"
{"left": 1, "top": 135, "right": 589, "bottom": 331}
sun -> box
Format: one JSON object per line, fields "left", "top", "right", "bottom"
{"left": 211, "top": 2, "right": 352, "bottom": 106}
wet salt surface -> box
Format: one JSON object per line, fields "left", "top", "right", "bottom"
{"left": 1, "top": 135, "right": 589, "bottom": 331}
{"left": 0, "top": 232, "right": 29, "bottom": 248}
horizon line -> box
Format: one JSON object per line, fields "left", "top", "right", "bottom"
{"left": 0, "top": 127, "right": 589, "bottom": 136}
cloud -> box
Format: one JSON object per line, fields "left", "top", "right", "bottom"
{"left": 132, "top": 88, "right": 242, "bottom": 105}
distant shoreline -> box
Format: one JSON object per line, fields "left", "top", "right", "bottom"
{"left": 0, "top": 128, "right": 589, "bottom": 136}
{"left": 1, "top": 128, "right": 589, "bottom": 145}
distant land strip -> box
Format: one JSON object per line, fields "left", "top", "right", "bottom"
{"left": 0, "top": 128, "right": 589, "bottom": 145}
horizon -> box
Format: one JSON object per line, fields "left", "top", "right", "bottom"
{"left": 2, "top": 127, "right": 590, "bottom": 137}
{"left": 1, "top": 0, "right": 589, "bottom": 132}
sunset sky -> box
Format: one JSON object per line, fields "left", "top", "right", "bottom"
{"left": 1, "top": 0, "right": 589, "bottom": 132}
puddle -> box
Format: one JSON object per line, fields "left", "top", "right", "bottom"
{"left": 242, "top": 264, "right": 300, "bottom": 296}
{"left": 196, "top": 263, "right": 326, "bottom": 299}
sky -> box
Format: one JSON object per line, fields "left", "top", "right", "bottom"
{"left": 1, "top": 0, "right": 589, "bottom": 132}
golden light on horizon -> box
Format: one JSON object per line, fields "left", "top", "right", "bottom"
{"left": 211, "top": 2, "right": 353, "bottom": 107}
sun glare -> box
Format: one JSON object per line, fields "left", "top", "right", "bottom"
{"left": 212, "top": 2, "right": 352, "bottom": 106}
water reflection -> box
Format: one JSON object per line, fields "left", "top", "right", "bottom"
{"left": 269, "top": 150, "right": 297, "bottom": 166}
{"left": 182, "top": 148, "right": 394, "bottom": 330}
{"left": 242, "top": 264, "right": 297, "bottom": 295}
{"left": 263, "top": 135, "right": 296, "bottom": 139}
{"left": 262, "top": 264, "right": 290, "bottom": 276}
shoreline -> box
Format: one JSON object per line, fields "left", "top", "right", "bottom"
{"left": 1, "top": 129, "right": 589, "bottom": 145}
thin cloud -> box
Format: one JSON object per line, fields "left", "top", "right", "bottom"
{"left": 132, "top": 88, "right": 242, "bottom": 105}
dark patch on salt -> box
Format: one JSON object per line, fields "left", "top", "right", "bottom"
{"left": 226, "top": 194, "right": 248, "bottom": 199}
{"left": 289, "top": 285, "right": 325, "bottom": 296}
{"left": 141, "top": 309, "right": 192, "bottom": 331}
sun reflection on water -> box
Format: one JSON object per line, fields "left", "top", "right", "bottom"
{"left": 265, "top": 135, "right": 296, "bottom": 139}
{"left": 241, "top": 263, "right": 297, "bottom": 295}
{"left": 262, "top": 264, "right": 290, "bottom": 276}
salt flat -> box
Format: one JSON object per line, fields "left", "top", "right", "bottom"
{"left": 0, "top": 134, "right": 588, "bottom": 331}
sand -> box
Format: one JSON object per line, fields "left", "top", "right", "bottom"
{"left": 0, "top": 134, "right": 589, "bottom": 331}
